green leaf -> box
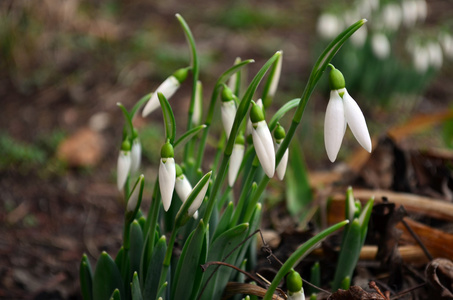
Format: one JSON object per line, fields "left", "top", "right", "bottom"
{"left": 174, "top": 124, "right": 207, "bottom": 149}
{"left": 114, "top": 247, "right": 126, "bottom": 279}
{"left": 131, "top": 272, "right": 143, "bottom": 300}
{"left": 358, "top": 198, "right": 374, "bottom": 245}
{"left": 263, "top": 220, "right": 349, "bottom": 300}
{"left": 171, "top": 220, "right": 208, "bottom": 300}
{"left": 157, "top": 92, "right": 176, "bottom": 144}
{"left": 80, "top": 254, "right": 93, "bottom": 300}
{"left": 332, "top": 219, "right": 362, "bottom": 291}
{"left": 129, "top": 221, "right": 144, "bottom": 280}
{"left": 143, "top": 236, "right": 167, "bottom": 300}
{"left": 268, "top": 98, "right": 300, "bottom": 131}
{"left": 93, "top": 251, "right": 124, "bottom": 300}
{"left": 200, "top": 223, "right": 249, "bottom": 300}
{"left": 110, "top": 289, "right": 121, "bottom": 300}
{"left": 286, "top": 140, "right": 312, "bottom": 222}
{"left": 131, "top": 93, "right": 152, "bottom": 119}
{"left": 211, "top": 201, "right": 234, "bottom": 242}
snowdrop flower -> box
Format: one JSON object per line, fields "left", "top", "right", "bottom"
{"left": 274, "top": 123, "right": 289, "bottom": 181}
{"left": 175, "top": 164, "right": 199, "bottom": 219}
{"left": 350, "top": 25, "right": 367, "bottom": 48}
{"left": 220, "top": 85, "right": 237, "bottom": 139}
{"left": 130, "top": 136, "right": 141, "bottom": 175}
{"left": 159, "top": 141, "right": 176, "bottom": 211}
{"left": 317, "top": 13, "right": 343, "bottom": 39}
{"left": 117, "top": 140, "right": 132, "bottom": 191}
{"left": 427, "top": 41, "right": 443, "bottom": 69}
{"left": 227, "top": 57, "right": 241, "bottom": 91}
{"left": 382, "top": 4, "right": 402, "bottom": 31}
{"left": 192, "top": 80, "right": 203, "bottom": 126}
{"left": 263, "top": 52, "right": 282, "bottom": 108}
{"left": 402, "top": 0, "right": 418, "bottom": 27}
{"left": 287, "top": 270, "right": 304, "bottom": 300}
{"left": 228, "top": 133, "right": 245, "bottom": 187}
{"left": 126, "top": 175, "right": 144, "bottom": 214}
{"left": 371, "top": 33, "right": 391, "bottom": 59}
{"left": 416, "top": 0, "right": 427, "bottom": 22}
{"left": 246, "top": 99, "right": 263, "bottom": 136}
{"left": 187, "top": 172, "right": 211, "bottom": 217}
{"left": 324, "top": 66, "right": 372, "bottom": 162}
{"left": 250, "top": 102, "right": 275, "bottom": 178}
{"left": 412, "top": 45, "right": 430, "bottom": 73}
{"left": 142, "top": 67, "right": 189, "bottom": 117}
{"left": 440, "top": 32, "right": 453, "bottom": 59}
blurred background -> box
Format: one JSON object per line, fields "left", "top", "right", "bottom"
{"left": 1, "top": 0, "right": 452, "bottom": 299}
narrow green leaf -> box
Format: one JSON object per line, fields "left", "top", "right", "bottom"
{"left": 157, "top": 92, "right": 176, "bottom": 144}
{"left": 114, "top": 247, "right": 126, "bottom": 278}
{"left": 200, "top": 223, "right": 249, "bottom": 300}
{"left": 80, "top": 254, "right": 93, "bottom": 300}
{"left": 332, "top": 219, "right": 362, "bottom": 291}
{"left": 131, "top": 93, "right": 152, "bottom": 119}
{"left": 110, "top": 289, "right": 121, "bottom": 300}
{"left": 143, "top": 236, "right": 167, "bottom": 300}
{"left": 131, "top": 272, "right": 143, "bottom": 300}
{"left": 211, "top": 201, "right": 234, "bottom": 242}
{"left": 309, "top": 262, "right": 320, "bottom": 296}
{"left": 171, "top": 220, "right": 207, "bottom": 300}
{"left": 358, "top": 198, "right": 374, "bottom": 245}
{"left": 263, "top": 220, "right": 349, "bottom": 300}
{"left": 129, "top": 221, "right": 144, "bottom": 280}
{"left": 174, "top": 124, "right": 207, "bottom": 149}
{"left": 268, "top": 98, "right": 300, "bottom": 131}
{"left": 93, "top": 251, "right": 124, "bottom": 300}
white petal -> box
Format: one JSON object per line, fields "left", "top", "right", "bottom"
{"left": 228, "top": 144, "right": 245, "bottom": 186}
{"left": 142, "top": 76, "right": 180, "bottom": 117}
{"left": 402, "top": 0, "right": 418, "bottom": 27}
{"left": 371, "top": 33, "right": 391, "bottom": 59}
{"left": 127, "top": 175, "right": 144, "bottom": 213}
{"left": 317, "top": 13, "right": 343, "bottom": 39}
{"left": 288, "top": 290, "right": 305, "bottom": 300}
{"left": 188, "top": 175, "right": 210, "bottom": 217}
{"left": 192, "top": 80, "right": 203, "bottom": 125}
{"left": 275, "top": 143, "right": 289, "bottom": 181}
{"left": 159, "top": 158, "right": 176, "bottom": 211}
{"left": 324, "top": 91, "right": 346, "bottom": 162}
{"left": 221, "top": 100, "right": 237, "bottom": 139}
{"left": 252, "top": 121, "right": 275, "bottom": 178}
{"left": 175, "top": 175, "right": 192, "bottom": 202}
{"left": 268, "top": 54, "right": 282, "bottom": 98}
{"left": 130, "top": 139, "right": 141, "bottom": 174}
{"left": 343, "top": 90, "right": 372, "bottom": 153}
{"left": 350, "top": 26, "right": 367, "bottom": 48}
{"left": 117, "top": 151, "right": 131, "bottom": 190}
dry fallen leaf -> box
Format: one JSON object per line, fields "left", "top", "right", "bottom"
{"left": 328, "top": 286, "right": 385, "bottom": 300}
{"left": 426, "top": 258, "right": 453, "bottom": 299}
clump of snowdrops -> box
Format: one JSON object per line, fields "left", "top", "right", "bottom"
{"left": 79, "top": 14, "right": 372, "bottom": 300}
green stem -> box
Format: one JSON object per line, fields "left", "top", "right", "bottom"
{"left": 158, "top": 227, "right": 178, "bottom": 291}
{"left": 263, "top": 220, "right": 349, "bottom": 300}
{"left": 231, "top": 163, "right": 257, "bottom": 225}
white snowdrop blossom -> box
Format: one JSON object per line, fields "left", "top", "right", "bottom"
{"left": 117, "top": 150, "right": 131, "bottom": 191}
{"left": 159, "top": 157, "right": 176, "bottom": 211}
{"left": 267, "top": 53, "right": 282, "bottom": 100}
{"left": 250, "top": 103, "right": 275, "bottom": 178}
{"left": 325, "top": 67, "right": 372, "bottom": 162}
{"left": 412, "top": 45, "right": 430, "bottom": 73}
{"left": 187, "top": 174, "right": 211, "bottom": 217}
{"left": 228, "top": 143, "right": 245, "bottom": 187}
{"left": 440, "top": 33, "right": 453, "bottom": 59}
{"left": 317, "top": 13, "right": 343, "bottom": 39}
{"left": 382, "top": 4, "right": 402, "bottom": 31}
{"left": 221, "top": 100, "right": 236, "bottom": 139}
{"left": 288, "top": 290, "right": 305, "bottom": 300}
{"left": 427, "top": 42, "right": 443, "bottom": 69}
{"left": 142, "top": 68, "right": 189, "bottom": 117}
{"left": 142, "top": 76, "right": 180, "bottom": 117}
{"left": 275, "top": 142, "right": 289, "bottom": 181}
{"left": 246, "top": 99, "right": 263, "bottom": 136}
{"left": 416, "top": 0, "right": 428, "bottom": 22}
{"left": 175, "top": 173, "right": 199, "bottom": 219}
{"left": 402, "top": 0, "right": 418, "bottom": 27}
{"left": 126, "top": 175, "right": 144, "bottom": 213}
{"left": 371, "top": 33, "right": 391, "bottom": 59}
{"left": 130, "top": 139, "right": 142, "bottom": 174}
{"left": 350, "top": 26, "right": 367, "bottom": 48}
{"left": 192, "top": 80, "right": 203, "bottom": 126}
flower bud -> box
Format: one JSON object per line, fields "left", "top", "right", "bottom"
{"left": 286, "top": 269, "right": 302, "bottom": 294}
{"left": 159, "top": 142, "right": 175, "bottom": 211}
{"left": 228, "top": 133, "right": 245, "bottom": 187}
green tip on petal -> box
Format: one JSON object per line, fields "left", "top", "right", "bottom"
{"left": 329, "top": 67, "right": 346, "bottom": 91}
{"left": 286, "top": 269, "right": 303, "bottom": 293}
{"left": 250, "top": 103, "right": 265, "bottom": 123}
{"left": 274, "top": 123, "right": 286, "bottom": 141}
{"left": 121, "top": 139, "right": 131, "bottom": 151}
{"left": 132, "top": 128, "right": 138, "bottom": 139}
{"left": 175, "top": 164, "right": 183, "bottom": 177}
{"left": 161, "top": 141, "right": 174, "bottom": 158}
{"left": 172, "top": 67, "right": 190, "bottom": 83}
{"left": 221, "top": 84, "right": 234, "bottom": 102}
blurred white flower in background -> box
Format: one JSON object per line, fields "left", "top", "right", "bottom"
{"left": 371, "top": 33, "right": 391, "bottom": 59}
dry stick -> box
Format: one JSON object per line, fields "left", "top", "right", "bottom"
{"left": 389, "top": 282, "right": 427, "bottom": 300}
{"left": 399, "top": 206, "right": 434, "bottom": 261}
{"left": 369, "top": 281, "right": 390, "bottom": 300}
{"left": 200, "top": 261, "right": 267, "bottom": 287}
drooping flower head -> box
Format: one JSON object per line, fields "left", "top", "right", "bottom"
{"left": 220, "top": 84, "right": 237, "bottom": 139}
{"left": 175, "top": 164, "right": 199, "bottom": 219}
{"left": 286, "top": 269, "right": 304, "bottom": 300}
{"left": 142, "top": 67, "right": 190, "bottom": 117}
{"left": 159, "top": 141, "right": 176, "bottom": 211}
{"left": 117, "top": 139, "right": 132, "bottom": 191}
{"left": 130, "top": 129, "right": 141, "bottom": 175}
{"left": 274, "top": 123, "right": 289, "bottom": 181}
{"left": 324, "top": 65, "right": 372, "bottom": 162}
{"left": 228, "top": 132, "right": 245, "bottom": 187}
{"left": 250, "top": 102, "right": 275, "bottom": 178}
